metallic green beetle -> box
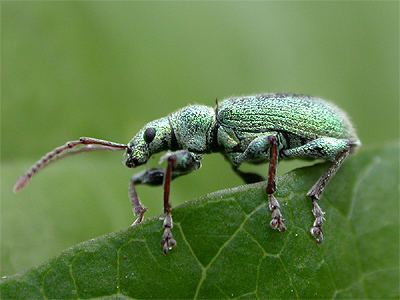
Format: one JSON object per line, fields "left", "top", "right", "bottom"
{"left": 14, "top": 93, "right": 361, "bottom": 254}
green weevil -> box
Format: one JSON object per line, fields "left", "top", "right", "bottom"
{"left": 14, "top": 93, "right": 360, "bottom": 254}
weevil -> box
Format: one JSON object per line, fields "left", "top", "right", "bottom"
{"left": 14, "top": 93, "right": 360, "bottom": 253}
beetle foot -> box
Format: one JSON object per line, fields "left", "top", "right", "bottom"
{"left": 161, "top": 214, "right": 176, "bottom": 254}
{"left": 268, "top": 194, "right": 286, "bottom": 232}
{"left": 311, "top": 226, "right": 324, "bottom": 243}
{"left": 130, "top": 207, "right": 148, "bottom": 227}
{"left": 310, "top": 201, "right": 325, "bottom": 243}
{"left": 161, "top": 228, "right": 177, "bottom": 254}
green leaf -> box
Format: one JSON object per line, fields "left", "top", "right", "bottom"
{"left": 1, "top": 144, "right": 398, "bottom": 299}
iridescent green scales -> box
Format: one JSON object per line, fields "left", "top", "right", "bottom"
{"left": 217, "top": 94, "right": 356, "bottom": 140}
{"left": 15, "top": 92, "right": 361, "bottom": 253}
{"left": 123, "top": 93, "right": 359, "bottom": 245}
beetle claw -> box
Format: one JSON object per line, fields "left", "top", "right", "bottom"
{"left": 268, "top": 194, "right": 287, "bottom": 232}
{"left": 130, "top": 207, "right": 148, "bottom": 227}
{"left": 311, "top": 226, "right": 324, "bottom": 243}
{"left": 270, "top": 216, "right": 287, "bottom": 232}
{"left": 161, "top": 228, "right": 177, "bottom": 254}
{"left": 310, "top": 201, "right": 325, "bottom": 243}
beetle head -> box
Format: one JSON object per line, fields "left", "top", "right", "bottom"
{"left": 125, "top": 117, "right": 172, "bottom": 168}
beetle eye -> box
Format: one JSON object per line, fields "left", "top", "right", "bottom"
{"left": 126, "top": 148, "right": 132, "bottom": 155}
{"left": 143, "top": 127, "right": 156, "bottom": 143}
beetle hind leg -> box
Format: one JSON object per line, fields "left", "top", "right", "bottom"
{"left": 307, "top": 147, "right": 351, "bottom": 242}
{"left": 282, "top": 138, "right": 353, "bottom": 242}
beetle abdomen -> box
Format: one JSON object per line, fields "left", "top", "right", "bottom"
{"left": 217, "top": 94, "right": 358, "bottom": 141}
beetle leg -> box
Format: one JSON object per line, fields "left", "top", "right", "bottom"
{"left": 225, "top": 134, "right": 286, "bottom": 231}
{"left": 228, "top": 133, "right": 277, "bottom": 166}
{"left": 129, "top": 180, "right": 147, "bottom": 226}
{"left": 161, "top": 155, "right": 177, "bottom": 254}
{"left": 159, "top": 150, "right": 203, "bottom": 254}
{"left": 129, "top": 169, "right": 163, "bottom": 226}
{"left": 282, "top": 137, "right": 353, "bottom": 242}
{"left": 130, "top": 150, "right": 202, "bottom": 253}
{"left": 129, "top": 168, "right": 184, "bottom": 226}
{"left": 267, "top": 136, "right": 286, "bottom": 232}
{"left": 307, "top": 148, "right": 351, "bottom": 243}
{"left": 217, "top": 127, "right": 241, "bottom": 152}
{"left": 232, "top": 167, "right": 265, "bottom": 184}
{"left": 282, "top": 137, "right": 350, "bottom": 161}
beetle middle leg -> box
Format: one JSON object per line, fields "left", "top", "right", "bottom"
{"left": 129, "top": 150, "right": 201, "bottom": 253}
{"left": 266, "top": 136, "right": 286, "bottom": 232}
{"left": 226, "top": 134, "right": 286, "bottom": 232}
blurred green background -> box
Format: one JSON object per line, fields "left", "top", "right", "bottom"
{"left": 1, "top": 2, "right": 398, "bottom": 276}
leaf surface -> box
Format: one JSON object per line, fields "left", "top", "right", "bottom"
{"left": 1, "top": 144, "right": 398, "bottom": 299}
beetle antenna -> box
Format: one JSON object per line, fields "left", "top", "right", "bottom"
{"left": 13, "top": 137, "right": 127, "bottom": 192}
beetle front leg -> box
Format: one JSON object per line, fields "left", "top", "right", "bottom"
{"left": 161, "top": 156, "right": 176, "bottom": 254}
{"left": 129, "top": 179, "right": 147, "bottom": 226}
{"left": 159, "top": 150, "right": 202, "bottom": 254}
{"left": 129, "top": 168, "right": 165, "bottom": 226}
{"left": 129, "top": 167, "right": 184, "bottom": 226}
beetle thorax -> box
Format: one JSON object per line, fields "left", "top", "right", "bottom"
{"left": 169, "top": 105, "right": 216, "bottom": 153}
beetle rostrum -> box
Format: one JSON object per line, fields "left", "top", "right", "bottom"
{"left": 14, "top": 93, "right": 361, "bottom": 254}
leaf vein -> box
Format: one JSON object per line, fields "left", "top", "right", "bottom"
{"left": 69, "top": 251, "right": 82, "bottom": 299}
{"left": 40, "top": 266, "right": 52, "bottom": 300}
{"left": 175, "top": 223, "right": 205, "bottom": 270}
{"left": 116, "top": 246, "right": 121, "bottom": 295}
{"left": 278, "top": 256, "right": 299, "bottom": 299}
{"left": 194, "top": 202, "right": 265, "bottom": 299}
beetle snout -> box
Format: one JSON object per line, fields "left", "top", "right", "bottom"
{"left": 125, "top": 157, "right": 139, "bottom": 168}
{"left": 125, "top": 152, "right": 148, "bottom": 168}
